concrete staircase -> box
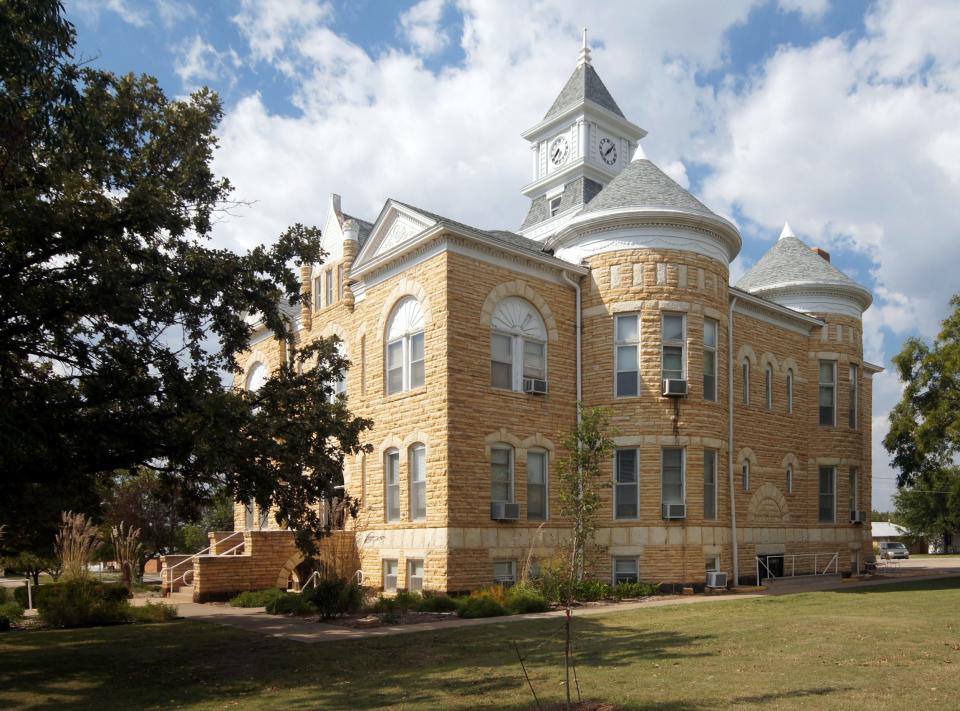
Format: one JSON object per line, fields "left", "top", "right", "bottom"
{"left": 764, "top": 574, "right": 843, "bottom": 595}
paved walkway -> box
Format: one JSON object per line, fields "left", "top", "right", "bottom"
{"left": 171, "top": 568, "right": 960, "bottom": 644}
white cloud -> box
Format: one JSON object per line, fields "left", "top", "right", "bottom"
{"left": 777, "top": 0, "right": 830, "bottom": 20}
{"left": 72, "top": 0, "right": 149, "bottom": 27}
{"left": 232, "top": 0, "right": 333, "bottom": 64}
{"left": 154, "top": 0, "right": 196, "bottom": 29}
{"left": 398, "top": 0, "right": 450, "bottom": 56}
{"left": 173, "top": 36, "right": 241, "bottom": 91}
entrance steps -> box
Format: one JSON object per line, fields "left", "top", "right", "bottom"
{"left": 764, "top": 574, "right": 843, "bottom": 595}
{"left": 167, "top": 585, "right": 195, "bottom": 604}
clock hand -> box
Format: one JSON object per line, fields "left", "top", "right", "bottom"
{"left": 604, "top": 144, "right": 614, "bottom": 157}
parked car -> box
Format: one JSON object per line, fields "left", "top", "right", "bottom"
{"left": 878, "top": 542, "right": 910, "bottom": 560}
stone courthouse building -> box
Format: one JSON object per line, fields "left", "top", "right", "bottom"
{"left": 173, "top": 40, "right": 881, "bottom": 599}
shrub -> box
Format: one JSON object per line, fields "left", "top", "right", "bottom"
{"left": 506, "top": 585, "right": 550, "bottom": 614}
{"left": 266, "top": 592, "right": 314, "bottom": 616}
{"left": 0, "top": 602, "right": 24, "bottom": 631}
{"left": 613, "top": 581, "right": 659, "bottom": 599}
{"left": 457, "top": 595, "right": 508, "bottom": 619}
{"left": 125, "top": 602, "right": 177, "bottom": 623}
{"left": 416, "top": 592, "right": 459, "bottom": 613}
{"left": 229, "top": 588, "right": 286, "bottom": 608}
{"left": 305, "top": 578, "right": 363, "bottom": 620}
{"left": 375, "top": 594, "right": 400, "bottom": 623}
{"left": 471, "top": 585, "right": 510, "bottom": 606}
{"left": 37, "top": 580, "right": 130, "bottom": 628}
{"left": 572, "top": 579, "right": 611, "bottom": 602}
{"left": 394, "top": 590, "right": 422, "bottom": 614}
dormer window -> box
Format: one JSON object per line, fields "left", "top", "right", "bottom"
{"left": 549, "top": 196, "right": 562, "bottom": 217}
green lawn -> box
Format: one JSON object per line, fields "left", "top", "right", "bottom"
{"left": 1, "top": 578, "right": 958, "bottom": 710}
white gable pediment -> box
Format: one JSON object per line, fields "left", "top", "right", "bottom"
{"left": 354, "top": 201, "right": 437, "bottom": 266}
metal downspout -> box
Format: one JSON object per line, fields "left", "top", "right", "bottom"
{"left": 561, "top": 271, "right": 582, "bottom": 409}
{"left": 728, "top": 296, "right": 740, "bottom": 587}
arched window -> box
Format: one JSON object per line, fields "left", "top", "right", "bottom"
{"left": 741, "top": 361, "right": 750, "bottom": 405}
{"left": 409, "top": 444, "right": 427, "bottom": 521}
{"left": 332, "top": 340, "right": 347, "bottom": 398}
{"left": 246, "top": 362, "right": 267, "bottom": 392}
{"left": 384, "top": 449, "right": 401, "bottom": 522}
{"left": 742, "top": 461, "right": 750, "bottom": 491}
{"left": 490, "top": 297, "right": 547, "bottom": 391}
{"left": 765, "top": 364, "right": 773, "bottom": 410}
{"left": 786, "top": 463, "right": 794, "bottom": 494}
{"left": 385, "top": 297, "right": 425, "bottom": 395}
{"left": 786, "top": 369, "right": 794, "bottom": 414}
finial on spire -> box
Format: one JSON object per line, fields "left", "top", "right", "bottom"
{"left": 632, "top": 143, "right": 647, "bottom": 161}
{"left": 577, "top": 27, "right": 592, "bottom": 67}
{"left": 779, "top": 221, "right": 796, "bottom": 240}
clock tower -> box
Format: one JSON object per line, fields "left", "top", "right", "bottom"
{"left": 519, "top": 31, "right": 647, "bottom": 242}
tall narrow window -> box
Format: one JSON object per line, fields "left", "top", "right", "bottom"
{"left": 407, "top": 559, "right": 424, "bottom": 592}
{"left": 385, "top": 297, "right": 426, "bottom": 395}
{"left": 491, "top": 446, "right": 514, "bottom": 504}
{"left": 703, "top": 449, "right": 717, "bottom": 520}
{"left": 360, "top": 335, "right": 366, "bottom": 395}
{"left": 742, "top": 361, "right": 750, "bottom": 404}
{"left": 313, "top": 275, "right": 323, "bottom": 309}
{"left": 409, "top": 444, "right": 426, "bottom": 521}
{"left": 662, "top": 448, "right": 685, "bottom": 511}
{"left": 786, "top": 369, "right": 794, "bottom": 414}
{"left": 615, "top": 314, "right": 640, "bottom": 397}
{"left": 742, "top": 461, "right": 750, "bottom": 491}
{"left": 703, "top": 319, "right": 718, "bottom": 401}
{"left": 819, "top": 466, "right": 836, "bottom": 522}
{"left": 332, "top": 340, "right": 347, "bottom": 398}
{"left": 819, "top": 361, "right": 836, "bottom": 426}
{"left": 383, "top": 559, "right": 398, "bottom": 592}
{"left": 246, "top": 362, "right": 267, "bottom": 393}
{"left": 662, "top": 313, "right": 686, "bottom": 382}
{"left": 549, "top": 195, "right": 562, "bottom": 217}
{"left": 614, "top": 449, "right": 639, "bottom": 519}
{"left": 786, "top": 463, "right": 794, "bottom": 494}
{"left": 385, "top": 449, "right": 400, "bottom": 522}
{"left": 849, "top": 466, "right": 859, "bottom": 519}
{"left": 325, "top": 268, "right": 334, "bottom": 306}
{"left": 490, "top": 297, "right": 547, "bottom": 391}
{"left": 527, "top": 449, "right": 548, "bottom": 520}
{"left": 849, "top": 365, "right": 859, "bottom": 429}
{"left": 765, "top": 364, "right": 773, "bottom": 409}
{"left": 337, "top": 264, "right": 345, "bottom": 300}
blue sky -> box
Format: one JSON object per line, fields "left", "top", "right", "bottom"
{"left": 66, "top": 0, "right": 960, "bottom": 510}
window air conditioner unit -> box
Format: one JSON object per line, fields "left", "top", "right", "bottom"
{"left": 850, "top": 510, "right": 866, "bottom": 524}
{"left": 663, "top": 379, "right": 688, "bottom": 397}
{"left": 523, "top": 378, "right": 548, "bottom": 394}
{"left": 491, "top": 502, "right": 520, "bottom": 521}
{"left": 661, "top": 503, "right": 686, "bottom": 520}
{"left": 706, "top": 571, "right": 728, "bottom": 589}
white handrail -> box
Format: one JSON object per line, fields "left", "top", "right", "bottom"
{"left": 163, "top": 530, "right": 245, "bottom": 592}
{"left": 756, "top": 552, "right": 841, "bottom": 582}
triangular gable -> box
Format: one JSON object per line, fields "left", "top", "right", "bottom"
{"left": 353, "top": 200, "right": 438, "bottom": 268}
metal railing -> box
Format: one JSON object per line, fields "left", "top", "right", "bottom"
{"left": 163, "top": 530, "right": 245, "bottom": 594}
{"left": 756, "top": 552, "right": 839, "bottom": 582}
{"left": 300, "top": 568, "right": 364, "bottom": 592}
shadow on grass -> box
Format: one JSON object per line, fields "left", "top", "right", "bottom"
{"left": 833, "top": 577, "right": 960, "bottom": 596}
{"left": 0, "top": 615, "right": 716, "bottom": 711}
{"left": 731, "top": 686, "right": 856, "bottom": 705}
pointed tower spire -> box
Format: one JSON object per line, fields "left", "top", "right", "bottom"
{"left": 577, "top": 27, "right": 591, "bottom": 67}
{"left": 779, "top": 221, "right": 796, "bottom": 240}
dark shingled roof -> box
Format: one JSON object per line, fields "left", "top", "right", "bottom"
{"left": 342, "top": 213, "right": 374, "bottom": 246}
{"left": 582, "top": 158, "right": 714, "bottom": 215}
{"left": 544, "top": 63, "right": 625, "bottom": 121}
{"left": 737, "top": 234, "right": 866, "bottom": 293}
{"left": 393, "top": 201, "right": 550, "bottom": 258}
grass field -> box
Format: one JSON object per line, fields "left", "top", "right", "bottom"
{"left": 1, "top": 578, "right": 958, "bottom": 710}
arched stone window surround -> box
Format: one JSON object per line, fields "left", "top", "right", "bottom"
{"left": 383, "top": 295, "right": 427, "bottom": 394}
{"left": 321, "top": 323, "right": 350, "bottom": 396}
{"left": 377, "top": 278, "right": 432, "bottom": 335}
{"left": 484, "top": 428, "right": 525, "bottom": 460}
{"left": 781, "top": 453, "right": 800, "bottom": 495}
{"left": 747, "top": 482, "right": 791, "bottom": 523}
{"left": 737, "top": 346, "right": 756, "bottom": 405}
{"left": 480, "top": 281, "right": 559, "bottom": 343}
{"left": 489, "top": 296, "right": 549, "bottom": 391}
{"left": 243, "top": 350, "right": 270, "bottom": 392}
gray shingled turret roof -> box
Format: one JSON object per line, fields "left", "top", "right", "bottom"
{"left": 736, "top": 232, "right": 866, "bottom": 294}
{"left": 544, "top": 63, "right": 625, "bottom": 120}
{"left": 581, "top": 157, "right": 715, "bottom": 215}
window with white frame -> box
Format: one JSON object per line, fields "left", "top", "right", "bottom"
{"left": 244, "top": 502, "right": 269, "bottom": 530}
{"left": 409, "top": 444, "right": 426, "bottom": 521}
{"left": 818, "top": 466, "right": 836, "bottom": 522}
{"left": 786, "top": 463, "right": 794, "bottom": 494}
{"left": 742, "top": 360, "right": 750, "bottom": 404}
{"left": 325, "top": 268, "right": 334, "bottom": 306}
{"left": 385, "top": 449, "right": 400, "bottom": 522}
{"left": 613, "top": 557, "right": 639, "bottom": 585}
{"left": 549, "top": 195, "right": 562, "bottom": 217}
{"left": 490, "top": 297, "right": 547, "bottom": 391}
{"left": 705, "top": 555, "right": 720, "bottom": 573}
{"left": 614, "top": 449, "right": 639, "bottom": 519}
{"left": 490, "top": 446, "right": 514, "bottom": 504}
{"left": 765, "top": 363, "right": 773, "bottom": 409}
{"left": 493, "top": 560, "right": 516, "bottom": 586}
{"left": 313, "top": 274, "right": 323, "bottom": 309}
{"left": 615, "top": 314, "right": 640, "bottom": 397}
{"left": 786, "top": 369, "right": 794, "bottom": 414}
{"left": 337, "top": 264, "right": 345, "bottom": 300}
{"left": 383, "top": 559, "right": 398, "bottom": 592}
{"left": 528, "top": 559, "right": 542, "bottom": 579}
{"left": 662, "top": 448, "right": 685, "bottom": 508}
{"left": 527, "top": 449, "right": 548, "bottom": 520}
{"left": 246, "top": 362, "right": 267, "bottom": 392}
{"left": 662, "top": 313, "right": 686, "bottom": 382}
{"left": 849, "top": 466, "right": 859, "bottom": 518}
{"left": 742, "top": 461, "right": 750, "bottom": 491}
{"left": 849, "top": 365, "right": 859, "bottom": 429}
{"left": 407, "top": 559, "right": 424, "bottom": 592}
{"left": 703, "top": 319, "right": 718, "bottom": 401}
{"left": 386, "top": 297, "right": 425, "bottom": 395}
{"left": 819, "top": 360, "right": 836, "bottom": 426}
{"left": 703, "top": 449, "right": 717, "bottom": 520}
{"left": 330, "top": 340, "right": 347, "bottom": 398}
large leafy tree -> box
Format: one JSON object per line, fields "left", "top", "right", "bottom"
{"left": 884, "top": 294, "right": 960, "bottom": 543}
{"left": 0, "top": 1, "right": 371, "bottom": 556}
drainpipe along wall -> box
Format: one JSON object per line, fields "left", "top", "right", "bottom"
{"left": 728, "top": 296, "right": 740, "bottom": 586}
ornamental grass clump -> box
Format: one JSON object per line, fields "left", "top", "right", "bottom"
{"left": 110, "top": 521, "right": 142, "bottom": 592}
{"left": 55, "top": 511, "right": 100, "bottom": 582}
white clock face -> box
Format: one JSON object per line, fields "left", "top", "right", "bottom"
{"left": 550, "top": 136, "right": 569, "bottom": 166}
{"left": 599, "top": 137, "right": 617, "bottom": 166}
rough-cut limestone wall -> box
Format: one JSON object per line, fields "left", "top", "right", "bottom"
{"left": 192, "top": 531, "right": 300, "bottom": 602}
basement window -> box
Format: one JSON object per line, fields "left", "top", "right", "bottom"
{"left": 613, "top": 558, "right": 639, "bottom": 585}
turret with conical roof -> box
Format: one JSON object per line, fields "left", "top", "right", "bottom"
{"left": 737, "top": 223, "right": 872, "bottom": 318}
